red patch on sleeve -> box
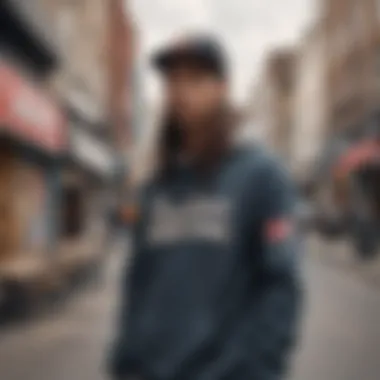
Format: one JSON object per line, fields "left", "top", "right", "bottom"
{"left": 265, "top": 218, "right": 293, "bottom": 243}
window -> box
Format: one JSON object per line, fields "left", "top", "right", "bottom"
{"left": 62, "top": 186, "right": 84, "bottom": 238}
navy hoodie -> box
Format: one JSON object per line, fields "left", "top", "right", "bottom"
{"left": 109, "top": 145, "right": 302, "bottom": 380}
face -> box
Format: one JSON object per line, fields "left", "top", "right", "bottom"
{"left": 164, "top": 63, "right": 227, "bottom": 128}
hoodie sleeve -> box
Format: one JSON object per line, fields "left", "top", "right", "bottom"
{"left": 108, "top": 185, "right": 151, "bottom": 379}
{"left": 242, "top": 158, "right": 303, "bottom": 377}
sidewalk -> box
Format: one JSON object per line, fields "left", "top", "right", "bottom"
{"left": 308, "top": 233, "right": 380, "bottom": 287}
{"left": 0, "top": 232, "right": 125, "bottom": 324}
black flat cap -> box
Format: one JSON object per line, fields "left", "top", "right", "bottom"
{"left": 152, "top": 34, "right": 228, "bottom": 79}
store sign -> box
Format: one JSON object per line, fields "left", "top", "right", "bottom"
{"left": 71, "top": 128, "right": 115, "bottom": 178}
{"left": 0, "top": 62, "right": 66, "bottom": 153}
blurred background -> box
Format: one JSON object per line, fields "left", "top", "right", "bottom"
{"left": 0, "top": 0, "right": 379, "bottom": 379}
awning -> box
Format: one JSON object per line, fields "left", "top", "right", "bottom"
{"left": 0, "top": 62, "right": 67, "bottom": 153}
{"left": 70, "top": 127, "right": 115, "bottom": 179}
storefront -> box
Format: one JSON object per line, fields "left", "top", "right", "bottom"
{"left": 0, "top": 62, "right": 66, "bottom": 285}
{"left": 312, "top": 116, "right": 380, "bottom": 257}
{"left": 57, "top": 126, "right": 115, "bottom": 276}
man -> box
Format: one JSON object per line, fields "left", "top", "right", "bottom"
{"left": 109, "top": 35, "right": 302, "bottom": 380}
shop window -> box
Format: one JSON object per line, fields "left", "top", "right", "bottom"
{"left": 62, "top": 186, "right": 84, "bottom": 238}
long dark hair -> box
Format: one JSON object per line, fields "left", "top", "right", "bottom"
{"left": 157, "top": 105, "right": 237, "bottom": 178}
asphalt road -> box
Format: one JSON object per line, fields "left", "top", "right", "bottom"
{"left": 0, "top": 239, "right": 380, "bottom": 380}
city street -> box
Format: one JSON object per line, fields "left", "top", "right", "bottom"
{"left": 0, "top": 238, "right": 380, "bottom": 380}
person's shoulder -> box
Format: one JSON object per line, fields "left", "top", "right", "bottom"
{"left": 237, "top": 146, "right": 297, "bottom": 213}
{"left": 233, "top": 143, "right": 287, "bottom": 179}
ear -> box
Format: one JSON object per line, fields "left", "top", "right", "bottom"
{"left": 217, "top": 81, "right": 229, "bottom": 99}
{"left": 121, "top": 203, "right": 139, "bottom": 226}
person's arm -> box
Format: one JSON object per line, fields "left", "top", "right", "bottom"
{"left": 243, "top": 160, "right": 303, "bottom": 377}
{"left": 108, "top": 187, "right": 151, "bottom": 380}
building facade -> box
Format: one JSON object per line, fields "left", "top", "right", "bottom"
{"left": 39, "top": 0, "right": 108, "bottom": 130}
{"left": 0, "top": 0, "right": 137, "bottom": 311}
{"left": 0, "top": 0, "right": 66, "bottom": 293}
{"left": 107, "top": 0, "right": 136, "bottom": 152}
{"left": 323, "top": 0, "right": 379, "bottom": 133}
{"left": 300, "top": 1, "right": 380, "bottom": 245}
{"left": 38, "top": 0, "right": 135, "bottom": 144}
{"left": 31, "top": 0, "right": 137, "bottom": 268}
{"left": 250, "top": 49, "right": 297, "bottom": 163}
{"left": 291, "top": 25, "right": 327, "bottom": 181}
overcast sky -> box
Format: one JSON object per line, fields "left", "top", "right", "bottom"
{"left": 129, "top": 0, "right": 316, "bottom": 105}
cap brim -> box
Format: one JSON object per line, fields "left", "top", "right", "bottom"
{"left": 152, "top": 47, "right": 210, "bottom": 73}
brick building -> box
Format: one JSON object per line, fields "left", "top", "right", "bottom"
{"left": 31, "top": 0, "right": 136, "bottom": 274}
{"left": 39, "top": 0, "right": 108, "bottom": 133}
{"left": 107, "top": 0, "right": 136, "bottom": 151}
{"left": 0, "top": 0, "right": 137, "bottom": 315}
{"left": 0, "top": 0, "right": 65, "bottom": 304}
{"left": 36, "top": 0, "right": 135, "bottom": 148}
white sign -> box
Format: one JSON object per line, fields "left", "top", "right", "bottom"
{"left": 67, "top": 87, "right": 104, "bottom": 124}
{"left": 71, "top": 128, "right": 114, "bottom": 177}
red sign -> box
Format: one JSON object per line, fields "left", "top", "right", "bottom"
{"left": 0, "top": 62, "right": 66, "bottom": 153}
{"left": 334, "top": 140, "right": 380, "bottom": 180}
